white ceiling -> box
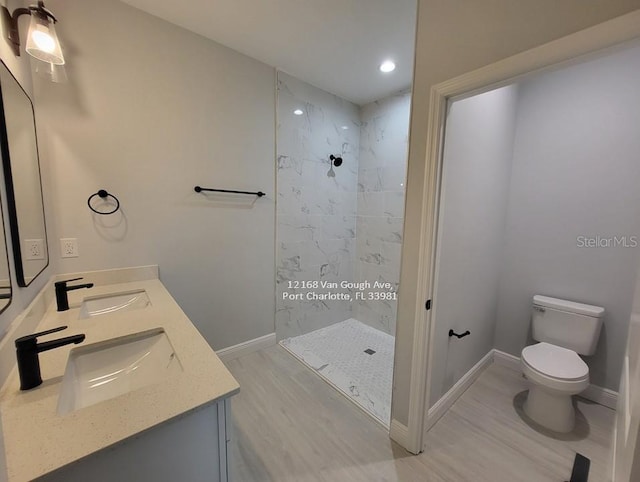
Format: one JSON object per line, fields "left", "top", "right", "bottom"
{"left": 120, "top": 0, "right": 417, "bottom": 105}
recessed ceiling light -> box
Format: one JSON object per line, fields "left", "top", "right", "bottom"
{"left": 341, "top": 125, "right": 349, "bottom": 130}
{"left": 293, "top": 109, "right": 304, "bottom": 116}
{"left": 379, "top": 60, "right": 396, "bottom": 73}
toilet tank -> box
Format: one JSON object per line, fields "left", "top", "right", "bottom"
{"left": 531, "top": 295, "right": 604, "bottom": 355}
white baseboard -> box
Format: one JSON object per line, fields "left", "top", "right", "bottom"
{"left": 492, "top": 349, "right": 521, "bottom": 371}
{"left": 581, "top": 385, "right": 618, "bottom": 410}
{"left": 389, "top": 419, "right": 411, "bottom": 451}
{"left": 216, "top": 333, "right": 276, "bottom": 362}
{"left": 426, "top": 349, "right": 494, "bottom": 431}
{"left": 492, "top": 349, "right": 618, "bottom": 409}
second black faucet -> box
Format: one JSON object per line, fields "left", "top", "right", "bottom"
{"left": 55, "top": 277, "right": 94, "bottom": 311}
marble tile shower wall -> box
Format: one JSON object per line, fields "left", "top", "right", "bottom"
{"left": 276, "top": 72, "right": 410, "bottom": 340}
{"left": 276, "top": 72, "right": 361, "bottom": 339}
{"left": 355, "top": 92, "right": 411, "bottom": 335}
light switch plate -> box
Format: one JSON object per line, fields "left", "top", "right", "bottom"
{"left": 60, "top": 238, "right": 79, "bottom": 258}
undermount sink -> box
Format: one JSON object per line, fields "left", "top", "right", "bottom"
{"left": 57, "top": 328, "right": 183, "bottom": 415}
{"left": 79, "top": 289, "right": 151, "bottom": 319}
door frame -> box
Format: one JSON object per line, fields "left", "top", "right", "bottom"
{"left": 405, "top": 10, "right": 640, "bottom": 454}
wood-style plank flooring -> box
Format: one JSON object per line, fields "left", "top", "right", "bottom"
{"left": 225, "top": 346, "right": 614, "bottom": 481}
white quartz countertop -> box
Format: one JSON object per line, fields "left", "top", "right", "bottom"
{"left": 0, "top": 278, "right": 240, "bottom": 482}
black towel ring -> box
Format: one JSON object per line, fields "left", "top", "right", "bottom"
{"left": 87, "top": 189, "right": 120, "bottom": 215}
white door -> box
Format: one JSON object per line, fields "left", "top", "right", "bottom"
{"left": 613, "top": 254, "right": 640, "bottom": 481}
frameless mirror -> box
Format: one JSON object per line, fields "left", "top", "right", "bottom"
{"left": 0, "top": 61, "right": 49, "bottom": 287}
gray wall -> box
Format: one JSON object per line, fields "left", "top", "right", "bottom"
{"left": 394, "top": 0, "right": 640, "bottom": 426}
{"left": 429, "top": 85, "right": 518, "bottom": 406}
{"left": 32, "top": 0, "right": 276, "bottom": 351}
{"left": 494, "top": 45, "right": 640, "bottom": 391}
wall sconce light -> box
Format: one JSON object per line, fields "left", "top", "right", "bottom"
{"left": 3, "top": 1, "right": 65, "bottom": 65}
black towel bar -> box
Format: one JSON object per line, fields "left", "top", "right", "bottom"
{"left": 194, "top": 186, "right": 265, "bottom": 197}
{"left": 449, "top": 329, "right": 471, "bottom": 339}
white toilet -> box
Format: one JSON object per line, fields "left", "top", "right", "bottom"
{"left": 520, "top": 295, "right": 604, "bottom": 433}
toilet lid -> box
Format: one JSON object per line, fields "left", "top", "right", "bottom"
{"left": 521, "top": 342, "right": 589, "bottom": 380}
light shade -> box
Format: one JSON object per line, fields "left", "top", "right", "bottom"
{"left": 33, "top": 59, "right": 67, "bottom": 83}
{"left": 25, "top": 10, "right": 64, "bottom": 65}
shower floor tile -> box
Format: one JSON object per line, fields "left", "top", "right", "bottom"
{"left": 280, "top": 318, "right": 394, "bottom": 426}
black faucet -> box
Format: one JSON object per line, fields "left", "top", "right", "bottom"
{"left": 55, "top": 277, "right": 94, "bottom": 311}
{"left": 15, "top": 326, "right": 85, "bottom": 390}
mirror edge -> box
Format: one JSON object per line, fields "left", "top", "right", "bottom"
{"left": 0, "top": 195, "right": 12, "bottom": 315}
{"left": 0, "top": 59, "right": 49, "bottom": 288}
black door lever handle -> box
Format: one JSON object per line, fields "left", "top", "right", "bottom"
{"left": 449, "top": 329, "right": 471, "bottom": 339}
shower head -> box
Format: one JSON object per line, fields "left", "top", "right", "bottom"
{"left": 329, "top": 155, "right": 343, "bottom": 167}
{"left": 328, "top": 155, "right": 343, "bottom": 177}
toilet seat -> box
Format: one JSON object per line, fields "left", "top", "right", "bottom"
{"left": 521, "top": 342, "right": 589, "bottom": 380}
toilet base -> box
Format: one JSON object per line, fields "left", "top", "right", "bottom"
{"left": 523, "top": 385, "right": 576, "bottom": 433}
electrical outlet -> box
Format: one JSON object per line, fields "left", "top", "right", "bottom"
{"left": 60, "top": 238, "right": 79, "bottom": 258}
{"left": 24, "top": 239, "right": 45, "bottom": 260}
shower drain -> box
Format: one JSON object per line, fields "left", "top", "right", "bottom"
{"left": 364, "top": 348, "right": 376, "bottom": 355}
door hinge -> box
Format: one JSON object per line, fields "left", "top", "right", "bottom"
{"left": 425, "top": 299, "right": 432, "bottom": 310}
